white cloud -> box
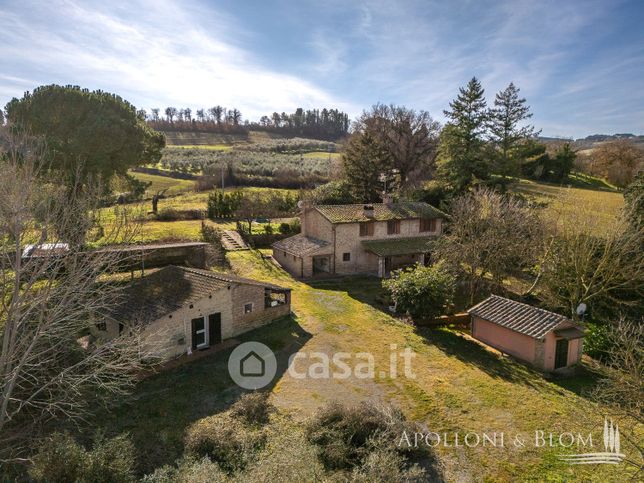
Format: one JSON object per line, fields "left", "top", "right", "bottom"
{"left": 0, "top": 0, "right": 359, "bottom": 119}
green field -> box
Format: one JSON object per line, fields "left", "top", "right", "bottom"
{"left": 94, "top": 249, "right": 636, "bottom": 480}
{"left": 133, "top": 172, "right": 196, "bottom": 195}
{"left": 511, "top": 177, "right": 624, "bottom": 232}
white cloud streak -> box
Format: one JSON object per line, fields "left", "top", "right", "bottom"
{"left": 0, "top": 0, "right": 359, "bottom": 119}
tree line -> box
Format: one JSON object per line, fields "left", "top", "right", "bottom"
{"left": 144, "top": 106, "right": 350, "bottom": 141}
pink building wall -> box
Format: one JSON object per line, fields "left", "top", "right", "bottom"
{"left": 472, "top": 316, "right": 536, "bottom": 363}
{"left": 472, "top": 316, "right": 583, "bottom": 371}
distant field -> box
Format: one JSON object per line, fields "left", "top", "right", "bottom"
{"left": 512, "top": 178, "right": 624, "bottom": 231}
{"left": 132, "top": 172, "right": 195, "bottom": 195}
{"left": 162, "top": 130, "right": 285, "bottom": 146}
{"left": 169, "top": 144, "right": 232, "bottom": 151}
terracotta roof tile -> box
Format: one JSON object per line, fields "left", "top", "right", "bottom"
{"left": 315, "top": 202, "right": 447, "bottom": 224}
{"left": 272, "top": 234, "right": 331, "bottom": 256}
{"left": 468, "top": 295, "right": 571, "bottom": 339}
{"left": 108, "top": 266, "right": 288, "bottom": 324}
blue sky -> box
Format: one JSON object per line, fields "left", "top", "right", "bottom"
{"left": 1, "top": 0, "right": 643, "bottom": 138}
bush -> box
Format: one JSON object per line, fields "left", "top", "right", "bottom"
{"left": 207, "top": 190, "right": 243, "bottom": 219}
{"left": 84, "top": 434, "right": 136, "bottom": 483}
{"left": 263, "top": 224, "right": 274, "bottom": 235}
{"left": 30, "top": 432, "right": 87, "bottom": 482}
{"left": 350, "top": 449, "right": 425, "bottom": 482}
{"left": 29, "top": 432, "right": 135, "bottom": 483}
{"left": 305, "top": 401, "right": 417, "bottom": 471}
{"left": 229, "top": 392, "right": 274, "bottom": 426}
{"left": 157, "top": 208, "right": 203, "bottom": 221}
{"left": 307, "top": 180, "right": 357, "bottom": 205}
{"left": 583, "top": 321, "right": 613, "bottom": 360}
{"left": 185, "top": 414, "right": 266, "bottom": 473}
{"left": 278, "top": 222, "right": 291, "bottom": 234}
{"left": 383, "top": 263, "right": 455, "bottom": 319}
{"left": 142, "top": 456, "right": 228, "bottom": 483}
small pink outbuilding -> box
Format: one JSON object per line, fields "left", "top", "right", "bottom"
{"left": 468, "top": 295, "right": 585, "bottom": 372}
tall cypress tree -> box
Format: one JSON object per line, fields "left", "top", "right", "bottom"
{"left": 438, "top": 77, "right": 490, "bottom": 191}
{"left": 488, "top": 82, "right": 538, "bottom": 176}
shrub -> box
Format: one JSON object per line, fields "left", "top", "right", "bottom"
{"left": 29, "top": 432, "right": 135, "bottom": 483}
{"left": 305, "top": 401, "right": 417, "bottom": 470}
{"left": 350, "top": 449, "right": 426, "bottom": 482}
{"left": 583, "top": 321, "right": 613, "bottom": 360}
{"left": 278, "top": 222, "right": 291, "bottom": 234}
{"left": 263, "top": 224, "right": 274, "bottom": 235}
{"left": 207, "top": 190, "right": 243, "bottom": 219}
{"left": 157, "top": 208, "right": 204, "bottom": 221}
{"left": 142, "top": 456, "right": 228, "bottom": 483}
{"left": 185, "top": 414, "right": 266, "bottom": 473}
{"left": 229, "top": 392, "right": 274, "bottom": 426}
{"left": 383, "top": 263, "right": 455, "bottom": 319}
{"left": 84, "top": 434, "right": 136, "bottom": 483}
{"left": 30, "top": 432, "right": 87, "bottom": 482}
{"left": 201, "top": 222, "right": 222, "bottom": 244}
{"left": 289, "top": 218, "right": 301, "bottom": 234}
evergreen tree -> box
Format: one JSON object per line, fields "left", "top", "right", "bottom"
{"left": 438, "top": 77, "right": 490, "bottom": 191}
{"left": 488, "top": 82, "right": 538, "bottom": 176}
{"left": 342, "top": 131, "right": 391, "bottom": 202}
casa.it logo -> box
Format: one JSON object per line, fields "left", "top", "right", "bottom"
{"left": 558, "top": 418, "right": 625, "bottom": 465}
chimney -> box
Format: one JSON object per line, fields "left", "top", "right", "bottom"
{"left": 298, "top": 200, "right": 312, "bottom": 236}
{"left": 363, "top": 204, "right": 374, "bottom": 218}
{"left": 381, "top": 192, "right": 393, "bottom": 205}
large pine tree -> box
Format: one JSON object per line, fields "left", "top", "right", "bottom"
{"left": 488, "top": 82, "right": 538, "bottom": 176}
{"left": 438, "top": 77, "right": 490, "bottom": 191}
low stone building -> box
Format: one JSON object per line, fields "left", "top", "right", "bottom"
{"left": 97, "top": 265, "right": 291, "bottom": 360}
{"left": 272, "top": 198, "right": 446, "bottom": 278}
{"left": 468, "top": 295, "right": 585, "bottom": 372}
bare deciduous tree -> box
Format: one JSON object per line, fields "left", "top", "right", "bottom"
{"left": 538, "top": 191, "right": 644, "bottom": 319}
{"left": 588, "top": 320, "right": 643, "bottom": 474}
{"left": 434, "top": 188, "right": 544, "bottom": 304}
{"left": 0, "top": 130, "right": 156, "bottom": 463}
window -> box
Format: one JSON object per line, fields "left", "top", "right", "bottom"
{"left": 342, "top": 252, "right": 351, "bottom": 262}
{"left": 420, "top": 218, "right": 436, "bottom": 232}
{"left": 387, "top": 220, "right": 400, "bottom": 234}
{"left": 96, "top": 322, "right": 107, "bottom": 331}
{"left": 359, "top": 221, "right": 375, "bottom": 237}
{"left": 283, "top": 251, "right": 286, "bottom": 257}
{"left": 244, "top": 302, "right": 254, "bottom": 314}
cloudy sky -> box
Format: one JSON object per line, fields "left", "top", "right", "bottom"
{"left": 1, "top": 0, "right": 643, "bottom": 138}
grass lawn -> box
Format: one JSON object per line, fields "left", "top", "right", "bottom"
{"left": 95, "top": 250, "right": 638, "bottom": 481}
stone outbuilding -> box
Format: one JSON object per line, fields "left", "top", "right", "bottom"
{"left": 97, "top": 265, "right": 291, "bottom": 360}
{"left": 468, "top": 295, "right": 585, "bottom": 372}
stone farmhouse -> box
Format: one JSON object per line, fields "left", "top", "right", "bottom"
{"left": 468, "top": 295, "right": 585, "bottom": 372}
{"left": 96, "top": 266, "right": 291, "bottom": 360}
{"left": 272, "top": 198, "right": 447, "bottom": 278}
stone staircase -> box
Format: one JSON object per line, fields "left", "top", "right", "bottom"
{"left": 220, "top": 230, "right": 250, "bottom": 251}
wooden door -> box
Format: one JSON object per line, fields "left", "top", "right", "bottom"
{"left": 554, "top": 338, "right": 569, "bottom": 369}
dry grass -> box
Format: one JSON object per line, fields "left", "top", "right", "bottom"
{"left": 512, "top": 178, "right": 624, "bottom": 234}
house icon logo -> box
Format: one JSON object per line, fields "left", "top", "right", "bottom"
{"left": 240, "top": 351, "right": 265, "bottom": 377}
{"left": 228, "top": 342, "right": 277, "bottom": 390}
{"left": 559, "top": 418, "right": 625, "bottom": 465}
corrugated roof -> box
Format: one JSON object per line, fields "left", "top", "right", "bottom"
{"left": 468, "top": 295, "right": 571, "bottom": 339}
{"left": 272, "top": 234, "right": 331, "bottom": 256}
{"left": 108, "top": 265, "right": 288, "bottom": 324}
{"left": 361, "top": 236, "right": 436, "bottom": 256}
{"left": 315, "top": 202, "right": 447, "bottom": 224}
